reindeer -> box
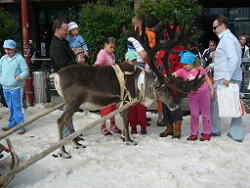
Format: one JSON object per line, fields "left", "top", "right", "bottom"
{"left": 51, "top": 61, "right": 203, "bottom": 158}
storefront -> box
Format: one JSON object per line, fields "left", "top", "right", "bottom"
{"left": 0, "top": 0, "right": 249, "bottom": 56}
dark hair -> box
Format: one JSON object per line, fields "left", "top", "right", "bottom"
{"left": 52, "top": 17, "right": 68, "bottom": 33}
{"left": 215, "top": 15, "right": 229, "bottom": 28}
{"left": 105, "top": 37, "right": 116, "bottom": 46}
{"left": 239, "top": 34, "right": 247, "bottom": 40}
{"left": 208, "top": 40, "right": 216, "bottom": 46}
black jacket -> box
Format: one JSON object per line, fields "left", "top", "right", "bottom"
{"left": 49, "top": 35, "right": 76, "bottom": 72}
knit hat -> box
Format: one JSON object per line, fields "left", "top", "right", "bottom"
{"left": 179, "top": 50, "right": 197, "bottom": 64}
{"left": 125, "top": 51, "right": 137, "bottom": 61}
{"left": 3, "top": 39, "right": 16, "bottom": 49}
{"left": 68, "top": 21, "right": 78, "bottom": 32}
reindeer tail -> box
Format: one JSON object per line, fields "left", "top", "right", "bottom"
{"left": 49, "top": 73, "right": 63, "bottom": 97}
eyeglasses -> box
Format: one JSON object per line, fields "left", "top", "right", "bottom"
{"left": 213, "top": 24, "right": 221, "bottom": 30}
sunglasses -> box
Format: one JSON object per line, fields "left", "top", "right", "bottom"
{"left": 213, "top": 24, "right": 221, "bottom": 30}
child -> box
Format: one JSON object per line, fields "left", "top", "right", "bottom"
{"left": 66, "top": 21, "right": 88, "bottom": 65}
{"left": 94, "top": 37, "right": 121, "bottom": 136}
{"left": 0, "top": 39, "right": 29, "bottom": 135}
{"left": 173, "top": 50, "right": 214, "bottom": 141}
{"left": 125, "top": 51, "right": 147, "bottom": 134}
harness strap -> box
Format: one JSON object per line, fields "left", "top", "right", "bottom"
{"left": 112, "top": 65, "right": 133, "bottom": 106}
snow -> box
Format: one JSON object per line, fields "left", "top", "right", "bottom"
{"left": 1, "top": 104, "right": 250, "bottom": 188}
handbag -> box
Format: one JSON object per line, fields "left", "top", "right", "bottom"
{"left": 217, "top": 83, "right": 243, "bottom": 117}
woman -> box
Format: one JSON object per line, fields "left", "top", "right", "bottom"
{"left": 94, "top": 37, "right": 122, "bottom": 136}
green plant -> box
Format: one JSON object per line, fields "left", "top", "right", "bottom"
{"left": 78, "top": 0, "right": 134, "bottom": 64}
{"left": 137, "top": 0, "right": 203, "bottom": 46}
{"left": 0, "top": 9, "right": 19, "bottom": 54}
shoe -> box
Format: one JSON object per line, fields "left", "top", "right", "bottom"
{"left": 159, "top": 124, "right": 174, "bottom": 137}
{"left": 227, "top": 133, "right": 243, "bottom": 142}
{"left": 211, "top": 132, "right": 221, "bottom": 137}
{"left": 110, "top": 125, "right": 122, "bottom": 134}
{"left": 131, "top": 127, "right": 137, "bottom": 134}
{"left": 17, "top": 130, "right": 26, "bottom": 135}
{"left": 200, "top": 134, "right": 211, "bottom": 141}
{"left": 172, "top": 120, "right": 182, "bottom": 139}
{"left": 101, "top": 127, "right": 112, "bottom": 136}
{"left": 141, "top": 127, "right": 147, "bottom": 135}
{"left": 187, "top": 135, "right": 198, "bottom": 141}
{"left": 1, "top": 127, "right": 11, "bottom": 131}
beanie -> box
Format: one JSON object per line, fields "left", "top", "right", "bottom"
{"left": 125, "top": 51, "right": 137, "bottom": 61}
{"left": 179, "top": 50, "right": 197, "bottom": 64}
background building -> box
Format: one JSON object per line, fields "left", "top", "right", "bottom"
{"left": 0, "top": 0, "right": 249, "bottom": 56}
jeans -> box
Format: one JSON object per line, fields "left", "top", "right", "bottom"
{"left": 211, "top": 79, "right": 244, "bottom": 141}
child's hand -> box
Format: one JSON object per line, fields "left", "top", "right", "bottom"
{"left": 84, "top": 51, "right": 89, "bottom": 57}
{"left": 15, "top": 77, "right": 21, "bottom": 81}
{"left": 210, "top": 88, "right": 214, "bottom": 97}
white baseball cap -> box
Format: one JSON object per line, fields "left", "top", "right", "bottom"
{"left": 68, "top": 21, "right": 78, "bottom": 32}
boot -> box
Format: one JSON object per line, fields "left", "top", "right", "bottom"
{"left": 159, "top": 124, "right": 174, "bottom": 137}
{"left": 172, "top": 120, "right": 182, "bottom": 139}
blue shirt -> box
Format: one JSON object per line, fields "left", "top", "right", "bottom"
{"left": 212, "top": 29, "right": 242, "bottom": 81}
{"left": 66, "top": 35, "right": 88, "bottom": 51}
{"left": 0, "top": 53, "right": 29, "bottom": 89}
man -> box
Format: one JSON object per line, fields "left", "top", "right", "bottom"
{"left": 238, "top": 35, "right": 250, "bottom": 97}
{"left": 49, "top": 18, "right": 76, "bottom": 72}
{"left": 208, "top": 16, "right": 244, "bottom": 142}
{"left": 49, "top": 18, "right": 82, "bottom": 141}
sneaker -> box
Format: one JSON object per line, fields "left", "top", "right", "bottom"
{"left": 211, "top": 132, "right": 221, "bottom": 137}
{"left": 187, "top": 135, "right": 198, "bottom": 141}
{"left": 110, "top": 125, "right": 122, "bottom": 134}
{"left": 1, "top": 127, "right": 11, "bottom": 131}
{"left": 17, "top": 130, "right": 26, "bottom": 135}
{"left": 131, "top": 127, "right": 138, "bottom": 134}
{"left": 101, "top": 127, "right": 112, "bottom": 136}
{"left": 141, "top": 127, "right": 147, "bottom": 135}
{"left": 200, "top": 134, "right": 211, "bottom": 141}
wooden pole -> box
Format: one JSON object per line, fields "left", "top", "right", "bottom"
{"left": 0, "top": 99, "right": 139, "bottom": 185}
{"left": 0, "top": 102, "right": 66, "bottom": 140}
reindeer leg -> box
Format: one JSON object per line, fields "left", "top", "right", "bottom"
{"left": 55, "top": 112, "right": 72, "bottom": 159}
{"left": 121, "top": 110, "right": 136, "bottom": 145}
{"left": 55, "top": 102, "right": 81, "bottom": 158}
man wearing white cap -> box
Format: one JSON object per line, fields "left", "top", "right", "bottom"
{"left": 0, "top": 39, "right": 29, "bottom": 134}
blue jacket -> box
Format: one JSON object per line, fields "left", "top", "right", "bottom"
{"left": 66, "top": 35, "right": 88, "bottom": 51}
{"left": 0, "top": 53, "right": 29, "bottom": 89}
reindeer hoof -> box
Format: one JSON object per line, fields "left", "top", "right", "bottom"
{"left": 74, "top": 136, "right": 84, "bottom": 142}
{"left": 74, "top": 144, "right": 86, "bottom": 149}
{"left": 52, "top": 152, "right": 72, "bottom": 159}
{"left": 126, "top": 140, "right": 137, "bottom": 145}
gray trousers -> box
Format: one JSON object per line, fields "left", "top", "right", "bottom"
{"left": 211, "top": 79, "right": 245, "bottom": 141}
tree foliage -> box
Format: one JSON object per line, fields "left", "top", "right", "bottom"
{"left": 79, "top": 0, "right": 134, "bottom": 64}
{"left": 137, "top": 0, "right": 203, "bottom": 45}
{"left": 0, "top": 9, "right": 19, "bottom": 53}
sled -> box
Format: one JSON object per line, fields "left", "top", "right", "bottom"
{"left": 0, "top": 138, "right": 19, "bottom": 188}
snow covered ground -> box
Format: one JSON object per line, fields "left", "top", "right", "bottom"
{"left": 0, "top": 104, "right": 250, "bottom": 188}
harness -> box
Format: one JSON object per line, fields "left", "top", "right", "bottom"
{"left": 112, "top": 65, "right": 145, "bottom": 106}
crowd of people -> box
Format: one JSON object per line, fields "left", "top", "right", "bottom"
{"left": 0, "top": 15, "right": 248, "bottom": 143}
